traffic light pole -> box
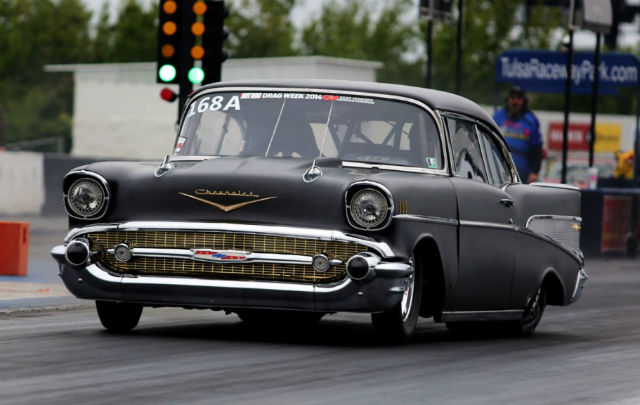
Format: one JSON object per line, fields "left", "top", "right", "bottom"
{"left": 561, "top": 0, "right": 576, "bottom": 185}
{"left": 588, "top": 33, "right": 601, "bottom": 168}
{"left": 177, "top": 1, "right": 194, "bottom": 122}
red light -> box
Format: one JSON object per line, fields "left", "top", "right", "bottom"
{"left": 160, "top": 88, "right": 177, "bottom": 102}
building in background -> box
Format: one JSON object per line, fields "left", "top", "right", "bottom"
{"left": 45, "top": 56, "right": 382, "bottom": 160}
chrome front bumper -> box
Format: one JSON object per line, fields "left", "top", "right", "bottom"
{"left": 51, "top": 222, "right": 413, "bottom": 313}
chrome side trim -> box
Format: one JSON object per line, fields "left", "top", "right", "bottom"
{"left": 63, "top": 221, "right": 396, "bottom": 258}
{"left": 393, "top": 214, "right": 458, "bottom": 226}
{"left": 170, "top": 155, "right": 216, "bottom": 162}
{"left": 459, "top": 220, "right": 516, "bottom": 231}
{"left": 570, "top": 268, "right": 588, "bottom": 303}
{"left": 105, "top": 247, "right": 342, "bottom": 266}
{"left": 342, "top": 161, "right": 446, "bottom": 175}
{"left": 530, "top": 182, "right": 581, "bottom": 191}
{"left": 63, "top": 170, "right": 111, "bottom": 220}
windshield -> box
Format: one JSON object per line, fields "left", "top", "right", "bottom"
{"left": 174, "top": 91, "right": 443, "bottom": 169}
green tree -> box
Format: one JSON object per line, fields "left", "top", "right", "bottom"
{"left": 0, "top": 0, "right": 93, "bottom": 150}
{"left": 226, "top": 0, "right": 298, "bottom": 57}
{"left": 109, "top": 0, "right": 158, "bottom": 62}
{"left": 429, "top": 0, "right": 562, "bottom": 103}
{"left": 90, "top": 3, "right": 114, "bottom": 63}
{"left": 300, "top": 0, "right": 423, "bottom": 85}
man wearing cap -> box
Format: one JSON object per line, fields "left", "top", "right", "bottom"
{"left": 492, "top": 86, "right": 543, "bottom": 183}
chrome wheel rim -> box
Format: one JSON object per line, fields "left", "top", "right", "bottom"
{"left": 401, "top": 272, "right": 415, "bottom": 321}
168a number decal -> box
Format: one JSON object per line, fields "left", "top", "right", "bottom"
{"left": 187, "top": 95, "right": 241, "bottom": 118}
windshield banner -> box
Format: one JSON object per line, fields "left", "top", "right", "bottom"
{"left": 496, "top": 50, "right": 640, "bottom": 95}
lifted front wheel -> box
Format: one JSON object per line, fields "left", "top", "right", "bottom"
{"left": 96, "top": 300, "right": 143, "bottom": 333}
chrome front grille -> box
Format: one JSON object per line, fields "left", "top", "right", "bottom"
{"left": 86, "top": 230, "right": 368, "bottom": 283}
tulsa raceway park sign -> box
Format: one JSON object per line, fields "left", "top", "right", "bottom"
{"left": 496, "top": 50, "right": 639, "bottom": 95}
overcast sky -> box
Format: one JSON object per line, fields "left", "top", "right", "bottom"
{"left": 80, "top": 0, "right": 639, "bottom": 50}
{"left": 80, "top": 0, "right": 326, "bottom": 28}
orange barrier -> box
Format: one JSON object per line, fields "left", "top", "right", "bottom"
{"left": 0, "top": 222, "right": 29, "bottom": 276}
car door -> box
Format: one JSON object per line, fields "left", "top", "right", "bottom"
{"left": 445, "top": 115, "right": 517, "bottom": 312}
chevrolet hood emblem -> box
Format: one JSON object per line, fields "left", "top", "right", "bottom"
{"left": 179, "top": 192, "right": 277, "bottom": 212}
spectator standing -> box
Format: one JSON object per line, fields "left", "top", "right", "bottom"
{"left": 493, "top": 86, "right": 543, "bottom": 183}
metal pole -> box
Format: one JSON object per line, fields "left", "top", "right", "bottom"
{"left": 589, "top": 33, "right": 601, "bottom": 168}
{"left": 455, "top": 0, "right": 463, "bottom": 94}
{"left": 426, "top": 19, "right": 433, "bottom": 88}
{"left": 425, "top": 0, "right": 434, "bottom": 89}
{"left": 634, "top": 75, "right": 640, "bottom": 186}
{"left": 177, "top": 2, "right": 193, "bottom": 122}
{"left": 561, "top": 0, "right": 576, "bottom": 185}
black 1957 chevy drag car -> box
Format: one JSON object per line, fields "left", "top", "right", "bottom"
{"left": 51, "top": 79, "right": 587, "bottom": 342}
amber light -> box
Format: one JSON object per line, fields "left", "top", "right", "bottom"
{"left": 162, "top": 21, "right": 177, "bottom": 36}
{"left": 193, "top": 1, "right": 207, "bottom": 15}
{"left": 191, "top": 22, "right": 205, "bottom": 36}
{"left": 163, "top": 0, "right": 177, "bottom": 14}
{"left": 161, "top": 44, "right": 175, "bottom": 58}
{"left": 190, "top": 45, "right": 204, "bottom": 59}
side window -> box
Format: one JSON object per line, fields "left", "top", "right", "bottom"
{"left": 446, "top": 117, "right": 487, "bottom": 182}
{"left": 477, "top": 126, "right": 513, "bottom": 187}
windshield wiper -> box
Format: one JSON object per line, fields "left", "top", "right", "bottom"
{"left": 303, "top": 100, "right": 334, "bottom": 183}
{"left": 265, "top": 99, "right": 287, "bottom": 157}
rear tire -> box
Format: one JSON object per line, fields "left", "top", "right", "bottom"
{"left": 96, "top": 300, "right": 143, "bottom": 332}
{"left": 371, "top": 263, "right": 422, "bottom": 344}
{"left": 507, "top": 287, "right": 546, "bottom": 336}
{"left": 445, "top": 288, "right": 547, "bottom": 337}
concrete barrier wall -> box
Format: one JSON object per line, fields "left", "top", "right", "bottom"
{"left": 0, "top": 151, "right": 100, "bottom": 217}
{"left": 0, "top": 151, "right": 45, "bottom": 215}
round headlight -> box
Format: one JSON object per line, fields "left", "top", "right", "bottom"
{"left": 349, "top": 188, "right": 390, "bottom": 229}
{"left": 67, "top": 178, "right": 106, "bottom": 218}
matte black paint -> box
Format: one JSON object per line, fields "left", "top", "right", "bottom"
{"left": 56, "top": 80, "right": 584, "bottom": 321}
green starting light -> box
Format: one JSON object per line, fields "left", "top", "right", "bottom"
{"left": 158, "top": 64, "right": 177, "bottom": 82}
{"left": 188, "top": 67, "right": 205, "bottom": 84}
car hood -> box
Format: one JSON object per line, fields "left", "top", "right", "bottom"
{"left": 77, "top": 157, "right": 404, "bottom": 231}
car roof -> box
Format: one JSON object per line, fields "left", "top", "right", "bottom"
{"left": 196, "top": 79, "right": 499, "bottom": 132}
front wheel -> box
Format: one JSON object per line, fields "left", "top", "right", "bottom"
{"left": 96, "top": 300, "right": 143, "bottom": 332}
{"left": 371, "top": 265, "right": 423, "bottom": 344}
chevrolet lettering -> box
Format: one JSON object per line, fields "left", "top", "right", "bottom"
{"left": 51, "top": 79, "right": 587, "bottom": 342}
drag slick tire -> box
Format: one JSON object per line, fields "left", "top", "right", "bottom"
{"left": 445, "top": 288, "right": 547, "bottom": 337}
{"left": 96, "top": 300, "right": 143, "bottom": 332}
{"left": 508, "top": 287, "right": 546, "bottom": 336}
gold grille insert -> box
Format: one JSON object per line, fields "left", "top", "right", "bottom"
{"left": 86, "top": 230, "right": 368, "bottom": 283}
